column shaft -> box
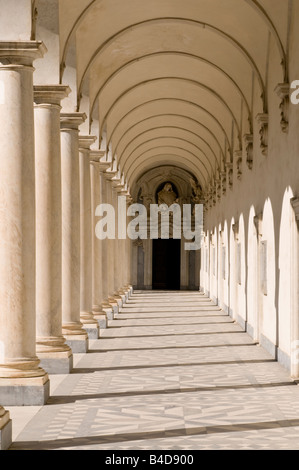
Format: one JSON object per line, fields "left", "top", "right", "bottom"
{"left": 91, "top": 159, "right": 110, "bottom": 327}
{"left": 34, "top": 86, "right": 73, "bottom": 374}
{"left": 0, "top": 42, "right": 49, "bottom": 405}
{"left": 60, "top": 114, "right": 88, "bottom": 353}
{"left": 100, "top": 171, "right": 114, "bottom": 320}
{"left": 79, "top": 137, "right": 99, "bottom": 339}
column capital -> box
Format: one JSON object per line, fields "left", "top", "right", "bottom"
{"left": 97, "top": 162, "right": 112, "bottom": 173}
{"left": 34, "top": 85, "right": 71, "bottom": 106}
{"left": 89, "top": 150, "right": 106, "bottom": 164}
{"left": 111, "top": 177, "right": 122, "bottom": 188}
{"left": 79, "top": 135, "right": 97, "bottom": 150}
{"left": 116, "top": 185, "right": 128, "bottom": 194}
{"left": 0, "top": 41, "right": 47, "bottom": 66}
{"left": 104, "top": 169, "right": 118, "bottom": 181}
{"left": 60, "top": 113, "right": 86, "bottom": 130}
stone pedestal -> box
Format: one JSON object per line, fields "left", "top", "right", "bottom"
{"left": 0, "top": 406, "right": 12, "bottom": 450}
{"left": 0, "top": 42, "right": 49, "bottom": 405}
{"left": 34, "top": 86, "right": 73, "bottom": 374}
{"left": 79, "top": 137, "right": 99, "bottom": 339}
{"left": 61, "top": 114, "right": 89, "bottom": 353}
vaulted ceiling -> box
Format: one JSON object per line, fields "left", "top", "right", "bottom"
{"left": 58, "top": 0, "right": 289, "bottom": 191}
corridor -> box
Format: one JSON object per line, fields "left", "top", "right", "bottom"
{"left": 7, "top": 291, "right": 299, "bottom": 450}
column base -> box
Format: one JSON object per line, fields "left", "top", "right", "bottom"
{"left": 0, "top": 375, "right": 50, "bottom": 406}
{"left": 80, "top": 312, "right": 100, "bottom": 339}
{"left": 102, "top": 306, "right": 114, "bottom": 320}
{"left": 63, "top": 322, "right": 89, "bottom": 352}
{"left": 108, "top": 297, "right": 120, "bottom": 316}
{"left": 92, "top": 306, "right": 108, "bottom": 329}
{"left": 95, "top": 315, "right": 108, "bottom": 329}
{"left": 64, "top": 335, "right": 88, "bottom": 353}
{"left": 38, "top": 351, "right": 73, "bottom": 375}
{"left": 82, "top": 324, "right": 99, "bottom": 340}
{"left": 0, "top": 410, "right": 12, "bottom": 450}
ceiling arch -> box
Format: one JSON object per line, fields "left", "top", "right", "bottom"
{"left": 113, "top": 116, "right": 224, "bottom": 166}
{"left": 116, "top": 127, "right": 218, "bottom": 174}
{"left": 60, "top": 0, "right": 286, "bottom": 84}
{"left": 57, "top": 0, "right": 290, "bottom": 191}
{"left": 98, "top": 77, "right": 242, "bottom": 147}
{"left": 106, "top": 99, "right": 231, "bottom": 156}
{"left": 122, "top": 142, "right": 210, "bottom": 183}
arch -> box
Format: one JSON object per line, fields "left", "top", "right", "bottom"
{"left": 117, "top": 129, "right": 218, "bottom": 175}
{"left": 76, "top": 17, "right": 266, "bottom": 102}
{"left": 106, "top": 98, "right": 231, "bottom": 154}
{"left": 60, "top": 0, "right": 286, "bottom": 86}
{"left": 128, "top": 154, "right": 204, "bottom": 189}
{"left": 85, "top": 51, "right": 252, "bottom": 124}
{"left": 98, "top": 77, "right": 242, "bottom": 147}
{"left": 111, "top": 114, "right": 225, "bottom": 164}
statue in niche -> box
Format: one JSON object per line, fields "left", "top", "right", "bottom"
{"left": 157, "top": 183, "right": 178, "bottom": 206}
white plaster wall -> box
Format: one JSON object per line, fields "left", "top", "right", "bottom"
{"left": 247, "top": 206, "right": 258, "bottom": 340}
{"left": 278, "top": 188, "right": 294, "bottom": 357}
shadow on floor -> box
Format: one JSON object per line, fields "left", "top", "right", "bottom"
{"left": 46, "top": 380, "right": 296, "bottom": 405}
{"left": 10, "top": 417, "right": 299, "bottom": 450}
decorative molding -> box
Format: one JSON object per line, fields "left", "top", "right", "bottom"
{"left": 232, "top": 221, "right": 239, "bottom": 240}
{"left": 216, "top": 179, "right": 221, "bottom": 200}
{"left": 34, "top": 85, "right": 71, "bottom": 107}
{"left": 243, "top": 134, "right": 253, "bottom": 169}
{"left": 78, "top": 135, "right": 97, "bottom": 150}
{"left": 226, "top": 163, "right": 233, "bottom": 189}
{"left": 275, "top": 83, "right": 290, "bottom": 133}
{"left": 221, "top": 171, "right": 226, "bottom": 195}
{"left": 256, "top": 113, "right": 269, "bottom": 156}
{"left": 254, "top": 212, "right": 263, "bottom": 238}
{"left": 234, "top": 150, "right": 242, "bottom": 180}
{"left": 291, "top": 197, "right": 299, "bottom": 227}
{"left": 31, "top": 0, "right": 38, "bottom": 41}
{"left": 60, "top": 112, "right": 86, "bottom": 130}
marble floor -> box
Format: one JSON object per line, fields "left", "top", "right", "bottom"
{"left": 7, "top": 291, "right": 299, "bottom": 450}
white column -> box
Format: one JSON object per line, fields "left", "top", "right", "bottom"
{"left": 102, "top": 175, "right": 117, "bottom": 316}
{"left": 116, "top": 186, "right": 130, "bottom": 302}
{"left": 0, "top": 42, "right": 49, "bottom": 406}
{"left": 34, "top": 86, "right": 73, "bottom": 374}
{"left": 111, "top": 182, "right": 124, "bottom": 311}
{"left": 90, "top": 158, "right": 111, "bottom": 327}
{"left": 60, "top": 114, "right": 88, "bottom": 353}
{"left": 79, "top": 136, "right": 99, "bottom": 339}
{"left": 99, "top": 169, "right": 114, "bottom": 320}
{"left": 126, "top": 195, "right": 134, "bottom": 296}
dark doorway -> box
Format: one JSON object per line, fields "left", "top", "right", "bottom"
{"left": 152, "top": 239, "right": 181, "bottom": 290}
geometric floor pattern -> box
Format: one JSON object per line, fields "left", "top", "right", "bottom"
{"left": 8, "top": 291, "right": 299, "bottom": 450}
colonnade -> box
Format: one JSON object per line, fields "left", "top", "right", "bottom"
{"left": 0, "top": 41, "right": 132, "bottom": 449}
